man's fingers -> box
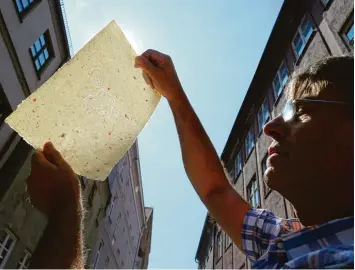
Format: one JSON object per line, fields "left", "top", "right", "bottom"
{"left": 142, "top": 71, "right": 154, "bottom": 89}
{"left": 31, "top": 150, "right": 55, "bottom": 170}
{"left": 142, "top": 49, "right": 166, "bottom": 63}
{"left": 134, "top": 55, "right": 157, "bottom": 78}
{"left": 43, "top": 141, "right": 69, "bottom": 169}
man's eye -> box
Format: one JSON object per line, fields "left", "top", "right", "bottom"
{"left": 295, "top": 107, "right": 304, "bottom": 116}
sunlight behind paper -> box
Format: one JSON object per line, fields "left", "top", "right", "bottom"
{"left": 5, "top": 21, "right": 160, "bottom": 180}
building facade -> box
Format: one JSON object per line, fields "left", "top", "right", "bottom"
{"left": 195, "top": 0, "right": 353, "bottom": 268}
{"left": 0, "top": 0, "right": 71, "bottom": 268}
{"left": 87, "top": 140, "right": 153, "bottom": 269}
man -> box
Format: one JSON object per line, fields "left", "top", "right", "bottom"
{"left": 27, "top": 51, "right": 353, "bottom": 268}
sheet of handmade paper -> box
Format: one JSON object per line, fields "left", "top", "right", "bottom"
{"left": 5, "top": 21, "right": 160, "bottom": 180}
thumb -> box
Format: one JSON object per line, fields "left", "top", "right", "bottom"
{"left": 135, "top": 56, "right": 157, "bottom": 78}
{"left": 43, "top": 141, "right": 69, "bottom": 169}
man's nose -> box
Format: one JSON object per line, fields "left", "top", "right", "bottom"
{"left": 263, "top": 114, "right": 288, "bottom": 141}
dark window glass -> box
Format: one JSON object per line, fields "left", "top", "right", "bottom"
{"left": 30, "top": 31, "right": 52, "bottom": 74}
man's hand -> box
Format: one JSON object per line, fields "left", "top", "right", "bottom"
{"left": 135, "top": 49, "right": 184, "bottom": 102}
{"left": 28, "top": 142, "right": 84, "bottom": 269}
{"left": 27, "top": 141, "right": 81, "bottom": 217}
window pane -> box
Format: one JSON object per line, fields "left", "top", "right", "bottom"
{"left": 44, "top": 49, "right": 49, "bottom": 60}
{"left": 273, "top": 75, "right": 281, "bottom": 96}
{"left": 5, "top": 237, "right": 13, "bottom": 249}
{"left": 16, "top": 0, "right": 23, "bottom": 12}
{"left": 263, "top": 102, "right": 269, "bottom": 122}
{"left": 40, "top": 35, "right": 46, "bottom": 46}
{"left": 30, "top": 45, "right": 36, "bottom": 57}
{"left": 255, "top": 188, "right": 260, "bottom": 207}
{"left": 301, "top": 19, "right": 313, "bottom": 41}
{"left": 35, "top": 59, "right": 40, "bottom": 70}
{"left": 39, "top": 53, "right": 45, "bottom": 65}
{"left": 293, "top": 32, "right": 304, "bottom": 56}
{"left": 235, "top": 152, "right": 242, "bottom": 174}
{"left": 21, "top": 0, "right": 29, "bottom": 9}
{"left": 279, "top": 64, "right": 288, "bottom": 86}
{"left": 35, "top": 40, "right": 41, "bottom": 52}
{"left": 346, "top": 24, "right": 354, "bottom": 42}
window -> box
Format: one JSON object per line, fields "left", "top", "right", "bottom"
{"left": 108, "top": 195, "right": 117, "bottom": 223}
{"left": 111, "top": 235, "right": 116, "bottom": 246}
{"left": 247, "top": 177, "right": 260, "bottom": 208}
{"left": 79, "top": 176, "right": 87, "bottom": 188}
{"left": 14, "top": 0, "right": 40, "bottom": 19}
{"left": 258, "top": 99, "right": 270, "bottom": 133}
{"left": 225, "top": 233, "right": 232, "bottom": 249}
{"left": 93, "top": 240, "right": 103, "bottom": 269}
{"left": 292, "top": 17, "right": 314, "bottom": 57}
{"left": 0, "top": 229, "right": 17, "bottom": 268}
{"left": 104, "top": 256, "right": 110, "bottom": 268}
{"left": 261, "top": 155, "right": 271, "bottom": 198}
{"left": 342, "top": 19, "right": 354, "bottom": 48}
{"left": 216, "top": 232, "right": 222, "bottom": 259}
{"left": 17, "top": 250, "right": 31, "bottom": 269}
{"left": 272, "top": 62, "right": 289, "bottom": 98}
{"left": 235, "top": 151, "right": 243, "bottom": 177}
{"left": 0, "top": 85, "right": 12, "bottom": 126}
{"left": 321, "top": 0, "right": 329, "bottom": 5}
{"left": 245, "top": 128, "right": 255, "bottom": 157}
{"left": 30, "top": 31, "right": 52, "bottom": 75}
{"left": 88, "top": 183, "right": 96, "bottom": 208}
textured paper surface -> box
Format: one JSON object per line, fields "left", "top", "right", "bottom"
{"left": 5, "top": 21, "right": 160, "bottom": 180}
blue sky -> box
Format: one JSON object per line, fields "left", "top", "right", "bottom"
{"left": 63, "top": 0, "right": 283, "bottom": 268}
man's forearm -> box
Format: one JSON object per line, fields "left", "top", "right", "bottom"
{"left": 30, "top": 203, "right": 84, "bottom": 269}
{"left": 168, "top": 92, "right": 231, "bottom": 201}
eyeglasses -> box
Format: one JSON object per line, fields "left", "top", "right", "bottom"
{"left": 282, "top": 99, "right": 352, "bottom": 122}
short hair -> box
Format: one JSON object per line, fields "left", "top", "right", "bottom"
{"left": 287, "top": 55, "right": 354, "bottom": 104}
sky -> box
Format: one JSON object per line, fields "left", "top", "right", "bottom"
{"left": 63, "top": 0, "right": 283, "bottom": 268}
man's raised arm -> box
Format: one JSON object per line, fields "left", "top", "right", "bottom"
{"left": 135, "top": 49, "right": 250, "bottom": 248}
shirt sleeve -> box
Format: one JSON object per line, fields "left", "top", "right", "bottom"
{"left": 241, "top": 208, "right": 284, "bottom": 263}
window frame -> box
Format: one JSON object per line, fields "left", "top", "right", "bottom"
{"left": 291, "top": 16, "right": 315, "bottom": 59}
{"left": 13, "top": 0, "right": 41, "bottom": 22}
{"left": 245, "top": 127, "right": 255, "bottom": 159}
{"left": 225, "top": 233, "right": 232, "bottom": 250}
{"left": 234, "top": 150, "right": 243, "bottom": 179}
{"left": 0, "top": 229, "right": 17, "bottom": 269}
{"left": 17, "top": 249, "right": 32, "bottom": 269}
{"left": 104, "top": 256, "right": 110, "bottom": 268}
{"left": 247, "top": 177, "right": 261, "bottom": 208}
{"left": 93, "top": 240, "right": 103, "bottom": 269}
{"left": 341, "top": 14, "right": 354, "bottom": 51}
{"left": 257, "top": 98, "right": 270, "bottom": 135}
{"left": 88, "top": 183, "right": 97, "bottom": 208}
{"left": 216, "top": 231, "right": 222, "bottom": 260}
{"left": 272, "top": 61, "right": 289, "bottom": 100}
{"left": 107, "top": 193, "right": 117, "bottom": 223}
{"left": 261, "top": 155, "right": 272, "bottom": 198}
{"left": 29, "top": 30, "right": 54, "bottom": 79}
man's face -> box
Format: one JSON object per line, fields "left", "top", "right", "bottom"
{"left": 263, "top": 94, "right": 353, "bottom": 198}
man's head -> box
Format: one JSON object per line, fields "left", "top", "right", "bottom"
{"left": 263, "top": 56, "right": 354, "bottom": 224}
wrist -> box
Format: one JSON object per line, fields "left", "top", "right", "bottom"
{"left": 168, "top": 89, "right": 188, "bottom": 106}
{"left": 49, "top": 200, "right": 83, "bottom": 224}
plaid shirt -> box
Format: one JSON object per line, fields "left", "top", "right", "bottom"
{"left": 242, "top": 208, "right": 354, "bottom": 269}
